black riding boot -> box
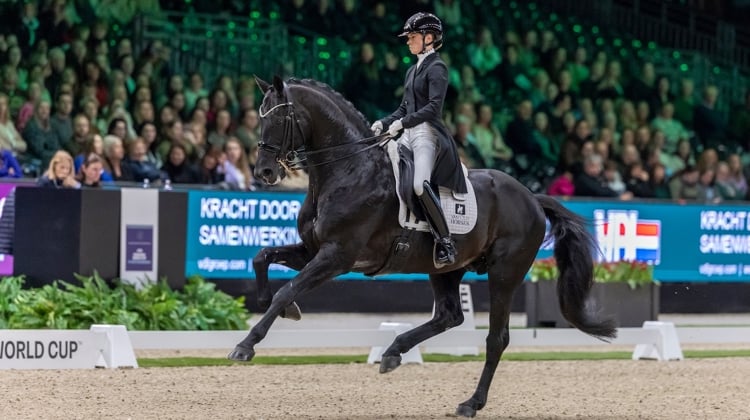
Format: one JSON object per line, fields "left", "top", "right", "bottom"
{"left": 417, "top": 181, "right": 457, "bottom": 267}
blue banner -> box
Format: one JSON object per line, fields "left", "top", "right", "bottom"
{"left": 549, "top": 200, "right": 750, "bottom": 283}
{"left": 185, "top": 191, "right": 750, "bottom": 282}
{"left": 185, "top": 190, "right": 305, "bottom": 279}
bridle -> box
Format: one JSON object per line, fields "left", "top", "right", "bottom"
{"left": 258, "top": 92, "right": 390, "bottom": 172}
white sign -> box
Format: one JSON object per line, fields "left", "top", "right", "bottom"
{"left": 0, "top": 330, "right": 106, "bottom": 370}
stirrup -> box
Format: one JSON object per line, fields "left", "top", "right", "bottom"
{"left": 434, "top": 238, "right": 456, "bottom": 266}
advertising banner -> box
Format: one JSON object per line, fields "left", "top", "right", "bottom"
{"left": 549, "top": 201, "right": 750, "bottom": 282}
{"left": 120, "top": 188, "right": 159, "bottom": 285}
{"left": 185, "top": 190, "right": 304, "bottom": 278}
{"left": 184, "top": 191, "right": 750, "bottom": 282}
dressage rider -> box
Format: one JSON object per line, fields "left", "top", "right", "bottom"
{"left": 371, "top": 12, "right": 467, "bottom": 267}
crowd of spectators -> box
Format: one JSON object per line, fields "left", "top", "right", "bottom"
{"left": 1, "top": 0, "right": 749, "bottom": 203}
{"left": 332, "top": 0, "right": 750, "bottom": 202}
{"left": 0, "top": 0, "right": 304, "bottom": 191}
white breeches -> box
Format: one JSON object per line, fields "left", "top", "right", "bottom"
{"left": 399, "top": 122, "right": 437, "bottom": 196}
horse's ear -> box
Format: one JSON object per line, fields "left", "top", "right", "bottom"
{"left": 254, "top": 75, "right": 271, "bottom": 94}
{"left": 272, "top": 75, "right": 285, "bottom": 98}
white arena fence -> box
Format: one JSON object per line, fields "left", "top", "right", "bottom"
{"left": 3, "top": 322, "right": 750, "bottom": 370}
{"left": 1, "top": 283, "right": 749, "bottom": 369}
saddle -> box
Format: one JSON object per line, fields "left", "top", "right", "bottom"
{"left": 390, "top": 142, "right": 478, "bottom": 235}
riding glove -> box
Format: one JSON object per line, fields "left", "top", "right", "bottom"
{"left": 387, "top": 119, "right": 404, "bottom": 138}
{"left": 370, "top": 121, "right": 383, "bottom": 135}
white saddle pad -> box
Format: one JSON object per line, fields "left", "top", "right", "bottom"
{"left": 384, "top": 140, "right": 478, "bottom": 235}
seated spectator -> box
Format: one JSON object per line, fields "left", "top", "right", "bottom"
{"left": 50, "top": 92, "right": 74, "bottom": 152}
{"left": 161, "top": 144, "right": 200, "bottom": 184}
{"left": 0, "top": 150, "right": 23, "bottom": 178}
{"left": 234, "top": 108, "right": 260, "bottom": 164}
{"left": 547, "top": 170, "right": 575, "bottom": 196}
{"left": 574, "top": 153, "right": 632, "bottom": 199}
{"left": 693, "top": 85, "right": 726, "bottom": 151}
{"left": 206, "top": 109, "right": 232, "bottom": 150}
{"left": 220, "top": 137, "right": 254, "bottom": 190}
{"left": 604, "top": 159, "right": 627, "bottom": 194}
{"left": 673, "top": 78, "right": 696, "bottom": 129}
{"left": 0, "top": 93, "right": 27, "bottom": 155}
{"left": 624, "top": 162, "right": 653, "bottom": 198}
{"left": 73, "top": 133, "right": 112, "bottom": 182}
{"left": 649, "top": 75, "right": 675, "bottom": 119}
{"left": 471, "top": 103, "right": 513, "bottom": 168}
{"left": 23, "top": 99, "right": 59, "bottom": 167}
{"left": 559, "top": 119, "right": 593, "bottom": 174}
{"left": 726, "top": 153, "right": 748, "bottom": 199}
{"left": 102, "top": 134, "right": 134, "bottom": 182}
{"left": 626, "top": 62, "right": 656, "bottom": 104}
{"left": 648, "top": 163, "right": 672, "bottom": 199}
{"left": 531, "top": 111, "right": 559, "bottom": 167}
{"left": 16, "top": 81, "right": 43, "bottom": 132}
{"left": 37, "top": 150, "right": 80, "bottom": 189}
{"left": 124, "top": 137, "right": 161, "bottom": 183}
{"left": 505, "top": 100, "right": 539, "bottom": 164}
{"left": 669, "top": 165, "right": 701, "bottom": 200}
{"left": 714, "top": 161, "right": 743, "bottom": 201}
{"left": 184, "top": 72, "right": 209, "bottom": 112}
{"left": 452, "top": 115, "right": 484, "bottom": 169}
{"left": 67, "top": 113, "right": 92, "bottom": 156}
{"left": 696, "top": 166, "right": 721, "bottom": 203}
{"left": 137, "top": 122, "right": 162, "bottom": 169}
{"left": 651, "top": 102, "right": 689, "bottom": 154}
{"left": 467, "top": 26, "right": 501, "bottom": 78}
{"left": 198, "top": 149, "right": 224, "bottom": 185}
{"left": 76, "top": 153, "right": 105, "bottom": 188}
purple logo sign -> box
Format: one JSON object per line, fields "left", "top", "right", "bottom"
{"left": 125, "top": 225, "right": 153, "bottom": 271}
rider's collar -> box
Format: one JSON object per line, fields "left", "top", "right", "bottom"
{"left": 416, "top": 49, "right": 435, "bottom": 69}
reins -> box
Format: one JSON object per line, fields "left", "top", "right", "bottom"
{"left": 258, "top": 97, "right": 392, "bottom": 171}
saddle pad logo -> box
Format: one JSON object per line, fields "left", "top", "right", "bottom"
{"left": 455, "top": 203, "right": 466, "bottom": 215}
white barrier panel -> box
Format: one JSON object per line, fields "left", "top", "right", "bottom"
{"left": 91, "top": 325, "right": 139, "bottom": 369}
{"left": 0, "top": 330, "right": 106, "bottom": 370}
{"left": 424, "top": 284, "right": 480, "bottom": 356}
{"left": 366, "top": 322, "right": 423, "bottom": 365}
{"left": 632, "top": 322, "right": 684, "bottom": 361}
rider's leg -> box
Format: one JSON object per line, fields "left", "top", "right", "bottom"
{"left": 407, "top": 124, "right": 456, "bottom": 265}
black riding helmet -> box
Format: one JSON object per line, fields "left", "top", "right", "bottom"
{"left": 398, "top": 12, "right": 444, "bottom": 51}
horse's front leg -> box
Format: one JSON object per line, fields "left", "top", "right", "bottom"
{"left": 228, "top": 243, "right": 351, "bottom": 362}
{"left": 380, "top": 270, "right": 466, "bottom": 373}
{"left": 253, "top": 243, "right": 313, "bottom": 320}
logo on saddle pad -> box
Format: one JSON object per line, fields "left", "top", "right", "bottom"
{"left": 384, "top": 141, "right": 478, "bottom": 235}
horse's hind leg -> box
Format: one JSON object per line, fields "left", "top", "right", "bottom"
{"left": 380, "top": 269, "right": 465, "bottom": 373}
{"left": 455, "top": 250, "right": 530, "bottom": 418}
{"left": 253, "top": 243, "right": 312, "bottom": 320}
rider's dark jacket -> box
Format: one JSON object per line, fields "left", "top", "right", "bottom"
{"left": 380, "top": 52, "right": 467, "bottom": 194}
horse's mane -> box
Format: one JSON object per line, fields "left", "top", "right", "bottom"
{"left": 286, "top": 78, "right": 372, "bottom": 133}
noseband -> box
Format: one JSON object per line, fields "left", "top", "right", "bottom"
{"left": 257, "top": 101, "right": 304, "bottom": 173}
{"left": 258, "top": 95, "right": 389, "bottom": 171}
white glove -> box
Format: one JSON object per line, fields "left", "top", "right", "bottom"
{"left": 387, "top": 119, "right": 404, "bottom": 138}
{"left": 370, "top": 121, "right": 383, "bottom": 135}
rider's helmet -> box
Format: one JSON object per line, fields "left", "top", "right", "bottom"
{"left": 398, "top": 12, "right": 443, "bottom": 50}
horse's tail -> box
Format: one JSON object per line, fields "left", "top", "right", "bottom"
{"left": 536, "top": 195, "right": 617, "bottom": 340}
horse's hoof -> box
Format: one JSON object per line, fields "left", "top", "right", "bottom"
{"left": 227, "top": 346, "right": 255, "bottom": 362}
{"left": 379, "top": 355, "right": 402, "bottom": 373}
{"left": 281, "top": 302, "right": 302, "bottom": 321}
{"left": 455, "top": 403, "right": 477, "bottom": 418}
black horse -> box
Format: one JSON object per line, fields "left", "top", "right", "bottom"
{"left": 228, "top": 76, "right": 617, "bottom": 417}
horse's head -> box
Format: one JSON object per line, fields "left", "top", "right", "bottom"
{"left": 254, "top": 75, "right": 300, "bottom": 185}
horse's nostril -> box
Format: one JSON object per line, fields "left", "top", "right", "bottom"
{"left": 261, "top": 168, "right": 274, "bottom": 179}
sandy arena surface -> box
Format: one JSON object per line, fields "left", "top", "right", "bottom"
{"left": 2, "top": 356, "right": 750, "bottom": 420}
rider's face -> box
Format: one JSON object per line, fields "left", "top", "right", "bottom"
{"left": 406, "top": 33, "right": 427, "bottom": 55}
